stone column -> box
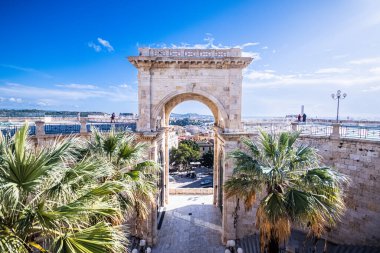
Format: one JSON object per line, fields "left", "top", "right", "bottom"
{"left": 35, "top": 121, "right": 45, "bottom": 136}
{"left": 213, "top": 130, "right": 219, "bottom": 206}
{"left": 330, "top": 123, "right": 341, "bottom": 139}
{"left": 148, "top": 137, "right": 158, "bottom": 244}
{"left": 137, "top": 69, "right": 152, "bottom": 132}
{"left": 291, "top": 122, "right": 298, "bottom": 131}
{"left": 80, "top": 118, "right": 87, "bottom": 134}
{"left": 222, "top": 137, "right": 239, "bottom": 243}
{"left": 164, "top": 127, "right": 170, "bottom": 205}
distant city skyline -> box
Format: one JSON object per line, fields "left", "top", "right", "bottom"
{"left": 1, "top": 0, "right": 379, "bottom": 119}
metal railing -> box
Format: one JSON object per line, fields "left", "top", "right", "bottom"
{"left": 44, "top": 124, "right": 81, "bottom": 135}
{"left": 340, "top": 125, "right": 380, "bottom": 140}
{"left": 297, "top": 123, "right": 333, "bottom": 137}
{"left": 243, "top": 123, "right": 291, "bottom": 134}
{"left": 0, "top": 125, "right": 36, "bottom": 137}
{"left": 87, "top": 122, "right": 137, "bottom": 132}
{"left": 243, "top": 122, "right": 380, "bottom": 141}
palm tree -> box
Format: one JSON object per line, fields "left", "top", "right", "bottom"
{"left": 85, "top": 127, "right": 159, "bottom": 238}
{"left": 0, "top": 125, "right": 128, "bottom": 253}
{"left": 224, "top": 131, "right": 348, "bottom": 253}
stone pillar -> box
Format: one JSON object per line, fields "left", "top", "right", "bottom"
{"left": 222, "top": 137, "right": 239, "bottom": 243}
{"left": 35, "top": 121, "right": 45, "bottom": 136}
{"left": 80, "top": 118, "right": 87, "bottom": 134}
{"left": 213, "top": 131, "right": 219, "bottom": 206}
{"left": 137, "top": 69, "right": 152, "bottom": 132}
{"left": 291, "top": 122, "right": 298, "bottom": 131}
{"left": 149, "top": 141, "right": 158, "bottom": 245}
{"left": 330, "top": 123, "right": 341, "bottom": 139}
{"left": 164, "top": 127, "right": 170, "bottom": 205}
{"left": 144, "top": 198, "right": 157, "bottom": 246}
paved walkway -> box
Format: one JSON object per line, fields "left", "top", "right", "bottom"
{"left": 153, "top": 194, "right": 225, "bottom": 253}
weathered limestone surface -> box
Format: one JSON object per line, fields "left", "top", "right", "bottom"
{"left": 298, "top": 136, "right": 380, "bottom": 246}
{"left": 128, "top": 48, "right": 252, "bottom": 246}
{"left": 128, "top": 48, "right": 252, "bottom": 133}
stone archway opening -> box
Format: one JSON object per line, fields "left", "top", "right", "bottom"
{"left": 128, "top": 48, "right": 252, "bottom": 245}
{"left": 166, "top": 100, "right": 216, "bottom": 201}
{"left": 155, "top": 93, "right": 225, "bottom": 208}
{"left": 153, "top": 91, "right": 228, "bottom": 130}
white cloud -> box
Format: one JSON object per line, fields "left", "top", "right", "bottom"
{"left": 332, "top": 54, "right": 349, "bottom": 60}
{"left": 118, "top": 84, "right": 132, "bottom": 88}
{"left": 244, "top": 70, "right": 279, "bottom": 81}
{"left": 261, "top": 46, "right": 268, "bottom": 50}
{"left": 315, "top": 68, "right": 350, "bottom": 74}
{"left": 37, "top": 101, "right": 48, "bottom": 106}
{"left": 88, "top": 38, "right": 114, "bottom": 52}
{"left": 234, "top": 42, "right": 260, "bottom": 49}
{"left": 9, "top": 97, "right": 22, "bottom": 103}
{"left": 56, "top": 83, "right": 98, "bottom": 89}
{"left": 0, "top": 82, "right": 138, "bottom": 104}
{"left": 88, "top": 42, "right": 101, "bottom": 52}
{"left": 243, "top": 68, "right": 380, "bottom": 88}
{"left": 0, "top": 64, "right": 52, "bottom": 78}
{"left": 150, "top": 34, "right": 261, "bottom": 61}
{"left": 97, "top": 38, "right": 114, "bottom": 52}
{"left": 241, "top": 51, "right": 261, "bottom": 60}
{"left": 362, "top": 85, "right": 380, "bottom": 92}
{"left": 36, "top": 98, "right": 56, "bottom": 107}
{"left": 369, "top": 67, "right": 380, "bottom": 74}
{"left": 348, "top": 57, "right": 380, "bottom": 65}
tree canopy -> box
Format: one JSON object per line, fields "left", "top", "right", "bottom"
{"left": 201, "top": 149, "right": 214, "bottom": 168}
{"left": 169, "top": 141, "right": 201, "bottom": 171}
{"left": 224, "top": 131, "right": 348, "bottom": 253}
{"left": 0, "top": 125, "right": 158, "bottom": 253}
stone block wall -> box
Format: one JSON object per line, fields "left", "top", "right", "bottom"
{"left": 231, "top": 135, "right": 380, "bottom": 247}
{"left": 298, "top": 136, "right": 380, "bottom": 246}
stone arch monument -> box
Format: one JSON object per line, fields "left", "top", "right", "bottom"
{"left": 128, "top": 48, "right": 251, "bottom": 132}
{"left": 129, "top": 48, "right": 252, "bottom": 244}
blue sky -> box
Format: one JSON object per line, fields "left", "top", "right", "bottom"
{"left": 1, "top": 0, "right": 380, "bottom": 119}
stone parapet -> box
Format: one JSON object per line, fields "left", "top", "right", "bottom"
{"left": 169, "top": 188, "right": 213, "bottom": 195}
{"left": 138, "top": 48, "right": 242, "bottom": 57}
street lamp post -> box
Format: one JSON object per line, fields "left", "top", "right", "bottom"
{"left": 331, "top": 90, "right": 347, "bottom": 122}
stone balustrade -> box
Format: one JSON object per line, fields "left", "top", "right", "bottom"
{"left": 243, "top": 122, "right": 380, "bottom": 141}
{"left": 169, "top": 188, "right": 213, "bottom": 195}
{"left": 138, "top": 48, "right": 242, "bottom": 58}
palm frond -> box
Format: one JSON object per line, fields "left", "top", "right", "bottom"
{"left": 224, "top": 176, "right": 263, "bottom": 210}
{"left": 53, "top": 222, "right": 127, "bottom": 253}
{"left": 0, "top": 224, "right": 29, "bottom": 253}
{"left": 226, "top": 130, "right": 349, "bottom": 248}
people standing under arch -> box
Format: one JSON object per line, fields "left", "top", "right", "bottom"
{"left": 297, "top": 114, "right": 301, "bottom": 122}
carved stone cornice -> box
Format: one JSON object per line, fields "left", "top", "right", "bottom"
{"left": 128, "top": 56, "right": 253, "bottom": 69}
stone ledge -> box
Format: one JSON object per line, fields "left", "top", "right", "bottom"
{"left": 169, "top": 188, "right": 213, "bottom": 195}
